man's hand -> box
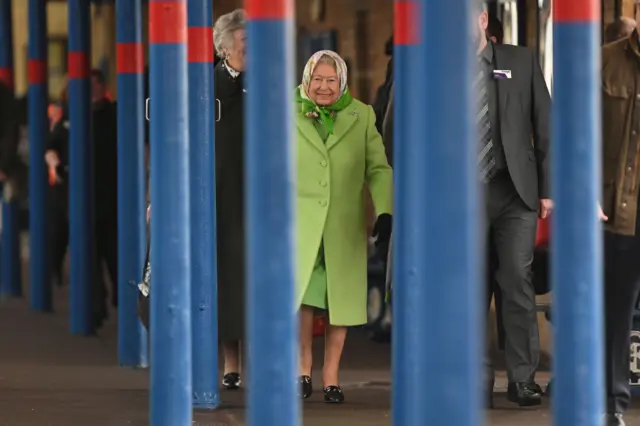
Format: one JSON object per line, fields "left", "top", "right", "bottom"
{"left": 598, "top": 204, "right": 608, "bottom": 222}
{"left": 539, "top": 198, "right": 554, "bottom": 219}
{"left": 45, "top": 150, "right": 60, "bottom": 168}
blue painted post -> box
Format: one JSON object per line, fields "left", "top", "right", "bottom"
{"left": 552, "top": 1, "right": 603, "bottom": 425}
{"left": 68, "top": 0, "right": 94, "bottom": 335}
{"left": 0, "top": 0, "right": 21, "bottom": 299}
{"left": 28, "top": 0, "right": 51, "bottom": 311}
{"left": 0, "top": 0, "right": 13, "bottom": 90}
{"left": 116, "top": 0, "right": 149, "bottom": 367}
{"left": 245, "top": 2, "right": 297, "bottom": 426}
{"left": 187, "top": 0, "right": 219, "bottom": 409}
{"left": 392, "top": 0, "right": 482, "bottom": 425}
{"left": 1, "top": 194, "right": 21, "bottom": 297}
{"left": 148, "top": 0, "right": 192, "bottom": 424}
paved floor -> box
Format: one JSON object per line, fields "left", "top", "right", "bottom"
{"left": 0, "top": 277, "right": 638, "bottom": 425}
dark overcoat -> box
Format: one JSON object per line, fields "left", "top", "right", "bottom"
{"left": 215, "top": 62, "right": 245, "bottom": 341}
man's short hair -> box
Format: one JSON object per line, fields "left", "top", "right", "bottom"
{"left": 90, "top": 69, "right": 106, "bottom": 85}
{"left": 486, "top": 14, "right": 504, "bottom": 44}
{"left": 604, "top": 17, "right": 636, "bottom": 44}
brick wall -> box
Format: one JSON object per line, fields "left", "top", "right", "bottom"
{"left": 214, "top": 0, "right": 393, "bottom": 102}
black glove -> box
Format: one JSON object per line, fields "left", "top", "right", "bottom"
{"left": 372, "top": 213, "right": 392, "bottom": 260}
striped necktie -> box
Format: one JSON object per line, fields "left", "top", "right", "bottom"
{"left": 475, "top": 65, "right": 496, "bottom": 183}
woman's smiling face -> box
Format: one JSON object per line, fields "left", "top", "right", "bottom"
{"left": 308, "top": 62, "right": 340, "bottom": 106}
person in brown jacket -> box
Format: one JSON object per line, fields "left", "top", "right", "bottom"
{"left": 600, "top": 27, "right": 640, "bottom": 426}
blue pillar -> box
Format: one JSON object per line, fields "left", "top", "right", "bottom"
{"left": 187, "top": 0, "right": 219, "bottom": 409}
{"left": 116, "top": 0, "right": 149, "bottom": 367}
{"left": 0, "top": 0, "right": 13, "bottom": 88}
{"left": 245, "top": 2, "right": 298, "bottom": 426}
{"left": 28, "top": 0, "right": 51, "bottom": 311}
{"left": 0, "top": 0, "right": 20, "bottom": 299}
{"left": 68, "top": 0, "right": 94, "bottom": 335}
{"left": 148, "top": 0, "right": 192, "bottom": 424}
{"left": 1, "top": 190, "right": 21, "bottom": 298}
{"left": 392, "top": 0, "right": 482, "bottom": 425}
{"left": 552, "top": 2, "right": 603, "bottom": 425}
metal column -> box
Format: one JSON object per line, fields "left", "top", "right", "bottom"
{"left": 245, "top": 2, "right": 298, "bottom": 426}
{"left": 68, "top": 0, "right": 94, "bottom": 335}
{"left": 0, "top": 0, "right": 20, "bottom": 299}
{"left": 28, "top": 0, "right": 51, "bottom": 311}
{"left": 116, "top": 0, "right": 149, "bottom": 367}
{"left": 187, "top": 0, "right": 219, "bottom": 408}
{"left": 0, "top": 0, "right": 13, "bottom": 88}
{"left": 393, "top": 0, "right": 482, "bottom": 425}
{"left": 149, "top": 0, "right": 192, "bottom": 424}
{"left": 552, "top": 1, "right": 603, "bottom": 425}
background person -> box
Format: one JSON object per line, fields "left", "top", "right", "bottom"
{"left": 213, "top": 8, "right": 247, "bottom": 390}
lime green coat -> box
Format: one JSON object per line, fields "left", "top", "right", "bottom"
{"left": 295, "top": 99, "right": 393, "bottom": 326}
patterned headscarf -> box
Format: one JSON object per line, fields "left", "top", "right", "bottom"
{"left": 296, "top": 50, "right": 353, "bottom": 135}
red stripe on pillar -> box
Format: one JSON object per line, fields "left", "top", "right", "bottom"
{"left": 394, "top": 1, "right": 419, "bottom": 45}
{"left": 554, "top": 0, "right": 600, "bottom": 22}
{"left": 149, "top": 1, "right": 187, "bottom": 43}
{"left": 117, "top": 43, "right": 145, "bottom": 73}
{"left": 188, "top": 27, "right": 214, "bottom": 63}
{"left": 245, "top": 0, "right": 292, "bottom": 19}
{"left": 27, "top": 59, "right": 46, "bottom": 84}
{"left": 68, "top": 52, "right": 90, "bottom": 79}
{"left": 0, "top": 68, "right": 13, "bottom": 89}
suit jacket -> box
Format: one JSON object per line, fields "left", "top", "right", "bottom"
{"left": 381, "top": 44, "right": 551, "bottom": 210}
{"left": 491, "top": 43, "right": 551, "bottom": 209}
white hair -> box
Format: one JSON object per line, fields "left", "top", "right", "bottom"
{"left": 213, "top": 9, "right": 246, "bottom": 59}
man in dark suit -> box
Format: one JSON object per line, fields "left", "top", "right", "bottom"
{"left": 473, "top": 1, "right": 551, "bottom": 408}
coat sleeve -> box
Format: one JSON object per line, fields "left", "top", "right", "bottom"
{"left": 365, "top": 105, "right": 393, "bottom": 216}
{"left": 530, "top": 49, "right": 551, "bottom": 200}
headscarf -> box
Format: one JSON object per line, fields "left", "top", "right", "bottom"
{"left": 296, "top": 50, "right": 353, "bottom": 135}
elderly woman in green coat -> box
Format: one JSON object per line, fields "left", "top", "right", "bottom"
{"left": 295, "top": 50, "right": 393, "bottom": 404}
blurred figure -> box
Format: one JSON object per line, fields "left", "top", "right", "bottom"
{"left": 295, "top": 50, "right": 392, "bottom": 404}
{"left": 599, "top": 17, "right": 640, "bottom": 426}
{"left": 486, "top": 13, "right": 504, "bottom": 44}
{"left": 604, "top": 17, "right": 636, "bottom": 44}
{"left": 213, "top": 8, "right": 247, "bottom": 390}
{"left": 0, "top": 81, "right": 21, "bottom": 189}
{"left": 45, "top": 100, "right": 70, "bottom": 288}
{"left": 372, "top": 36, "right": 394, "bottom": 134}
{"left": 45, "top": 70, "right": 118, "bottom": 329}
{"left": 91, "top": 69, "right": 118, "bottom": 321}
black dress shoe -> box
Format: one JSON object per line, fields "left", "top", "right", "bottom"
{"left": 323, "top": 385, "right": 344, "bottom": 403}
{"left": 604, "top": 413, "right": 626, "bottom": 426}
{"left": 506, "top": 381, "right": 542, "bottom": 406}
{"left": 299, "top": 375, "right": 313, "bottom": 399}
{"left": 222, "top": 372, "right": 241, "bottom": 390}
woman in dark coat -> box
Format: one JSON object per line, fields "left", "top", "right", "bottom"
{"left": 213, "top": 8, "right": 247, "bottom": 390}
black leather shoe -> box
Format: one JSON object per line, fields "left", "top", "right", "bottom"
{"left": 545, "top": 379, "right": 552, "bottom": 397}
{"left": 323, "top": 385, "right": 344, "bottom": 403}
{"left": 604, "top": 413, "right": 626, "bottom": 426}
{"left": 299, "top": 375, "right": 313, "bottom": 399}
{"left": 506, "top": 381, "right": 542, "bottom": 406}
{"left": 222, "top": 372, "right": 241, "bottom": 390}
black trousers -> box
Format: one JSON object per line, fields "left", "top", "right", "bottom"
{"left": 49, "top": 184, "right": 69, "bottom": 283}
{"left": 484, "top": 172, "right": 540, "bottom": 383}
{"left": 604, "top": 225, "right": 640, "bottom": 414}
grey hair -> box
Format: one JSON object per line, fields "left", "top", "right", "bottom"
{"left": 213, "top": 9, "right": 246, "bottom": 59}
